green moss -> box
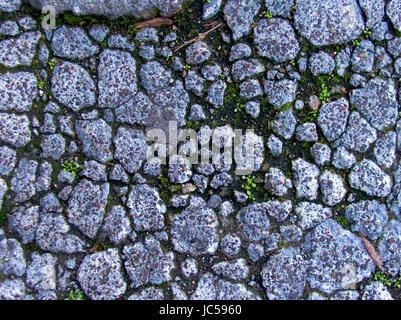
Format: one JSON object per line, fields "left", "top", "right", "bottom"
{"left": 159, "top": 176, "right": 172, "bottom": 204}
{"left": 262, "top": 10, "right": 273, "bottom": 19}
{"left": 68, "top": 288, "right": 85, "bottom": 300}
{"left": 48, "top": 58, "right": 56, "bottom": 70}
{"left": 224, "top": 84, "right": 245, "bottom": 115}
{"left": 0, "top": 209, "right": 6, "bottom": 227}
{"left": 371, "top": 271, "right": 401, "bottom": 288}
{"left": 185, "top": 120, "right": 201, "bottom": 130}
{"left": 333, "top": 215, "right": 350, "bottom": 229}
{"left": 61, "top": 160, "right": 83, "bottom": 174}
{"left": 241, "top": 175, "right": 257, "bottom": 201}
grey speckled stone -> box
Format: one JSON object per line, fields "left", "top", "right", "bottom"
{"left": 263, "top": 79, "right": 297, "bottom": 109}
{"left": 1, "top": 237, "right": 26, "bottom": 277}
{"left": 332, "top": 146, "right": 356, "bottom": 169}
{"left": 265, "top": 200, "right": 292, "bottom": 222}
{"left": 265, "top": 168, "right": 292, "bottom": 197}
{"left": 185, "top": 71, "right": 206, "bottom": 96}
{"left": 374, "top": 131, "right": 396, "bottom": 168}
{"left": 265, "top": 0, "right": 294, "bottom": 18}
{"left": 345, "top": 200, "right": 388, "bottom": 240}
{"left": 212, "top": 258, "right": 249, "bottom": 281}
{"left": 168, "top": 155, "right": 192, "bottom": 184}
{"left": 0, "top": 31, "right": 41, "bottom": 67}
{"left": 304, "top": 219, "right": 375, "bottom": 294}
{"left": 362, "top": 281, "right": 393, "bottom": 300}
{"left": 67, "top": 179, "right": 109, "bottom": 238}
{"left": 220, "top": 234, "right": 241, "bottom": 258}
{"left": 310, "top": 143, "right": 331, "bottom": 166}
{"left": 8, "top": 206, "right": 39, "bottom": 244}
{"left": 229, "top": 43, "right": 252, "bottom": 61}
{"left": 294, "top": 0, "right": 365, "bottom": 46}
{"left": 350, "top": 79, "right": 398, "bottom": 131}
{"left": 0, "top": 279, "right": 30, "bottom": 300}
{"left": 317, "top": 98, "right": 349, "bottom": 142}
{"left": 231, "top": 59, "right": 265, "bottom": 81}
{"left": 0, "top": 146, "right": 16, "bottom": 176}
{"left": 171, "top": 196, "right": 219, "bottom": 255}
{"left": 26, "top": 253, "right": 57, "bottom": 292}
{"left": 319, "top": 170, "right": 346, "bottom": 206}
{"left": 236, "top": 203, "right": 271, "bottom": 242}
{"left": 115, "top": 91, "right": 159, "bottom": 127}
{"left": 0, "top": 0, "right": 21, "bottom": 12}
{"left": 185, "top": 41, "right": 211, "bottom": 65}
{"left": 351, "top": 40, "right": 375, "bottom": 73}
{"left": 340, "top": 111, "right": 377, "bottom": 153}
{"left": 76, "top": 119, "right": 113, "bottom": 163}
{"left": 128, "top": 287, "right": 164, "bottom": 300}
{"left": 52, "top": 26, "right": 98, "bottom": 60}
{"left": 349, "top": 159, "right": 392, "bottom": 197}
{"left": 295, "top": 122, "right": 318, "bottom": 142}
{"left": 359, "top": 0, "right": 385, "bottom": 28}
{"left": 102, "top": 205, "right": 131, "bottom": 245}
{"left": 292, "top": 158, "right": 319, "bottom": 201}
{"left": 296, "top": 202, "right": 332, "bottom": 230}
{"left": 262, "top": 247, "right": 306, "bottom": 300}
{"left": 387, "top": 0, "right": 401, "bottom": 32}
{"left": 234, "top": 131, "right": 264, "bottom": 174}
{"left": 272, "top": 108, "right": 297, "bottom": 140}
{"left": 223, "top": 0, "right": 261, "bottom": 41}
{"left": 379, "top": 220, "right": 401, "bottom": 276}
{"left": 0, "top": 113, "right": 31, "bottom": 148}
{"left": 127, "top": 184, "right": 166, "bottom": 231}
{"left": 0, "top": 20, "right": 19, "bottom": 36}
{"left": 123, "top": 238, "right": 174, "bottom": 288}
{"left": 29, "top": 0, "right": 186, "bottom": 19}
{"left": 254, "top": 18, "right": 299, "bottom": 62}
{"left": 11, "top": 158, "right": 37, "bottom": 202}
{"left": 0, "top": 72, "right": 38, "bottom": 112}
{"left": 207, "top": 80, "right": 226, "bottom": 107}
{"left": 98, "top": 49, "right": 137, "bottom": 109}
{"left": 41, "top": 134, "right": 65, "bottom": 160}
{"left": 309, "top": 51, "right": 335, "bottom": 76}
{"left": 77, "top": 249, "right": 126, "bottom": 300}
{"left": 202, "top": 0, "right": 222, "bottom": 20}
{"left": 114, "top": 127, "right": 146, "bottom": 174}
{"left": 36, "top": 212, "right": 86, "bottom": 254}
{"left": 51, "top": 61, "right": 96, "bottom": 112}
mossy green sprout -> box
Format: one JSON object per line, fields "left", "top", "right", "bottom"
{"left": 48, "top": 58, "right": 56, "bottom": 70}
{"left": 183, "top": 64, "right": 192, "bottom": 70}
{"left": 363, "top": 28, "right": 371, "bottom": 38}
{"left": 234, "top": 101, "right": 244, "bottom": 113}
{"left": 68, "top": 288, "right": 84, "bottom": 300}
{"left": 225, "top": 85, "right": 245, "bottom": 114}
{"left": 61, "top": 160, "right": 83, "bottom": 174}
{"left": 37, "top": 80, "right": 45, "bottom": 89}
{"left": 315, "top": 75, "right": 332, "bottom": 103}
{"left": 241, "top": 175, "right": 257, "bottom": 201}
{"left": 262, "top": 10, "right": 273, "bottom": 19}
{"left": 372, "top": 271, "right": 401, "bottom": 288}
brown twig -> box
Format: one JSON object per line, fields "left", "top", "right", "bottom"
{"left": 134, "top": 17, "right": 173, "bottom": 30}
{"left": 173, "top": 22, "right": 223, "bottom": 53}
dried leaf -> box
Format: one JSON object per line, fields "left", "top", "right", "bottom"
{"left": 134, "top": 17, "right": 173, "bottom": 30}
{"left": 359, "top": 232, "right": 386, "bottom": 273}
